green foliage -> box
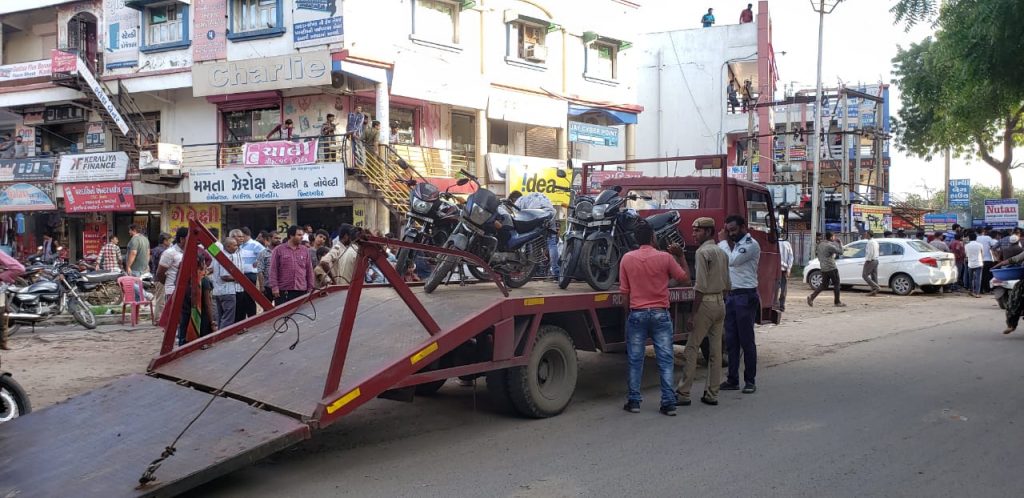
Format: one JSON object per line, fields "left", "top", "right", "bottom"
{"left": 890, "top": 0, "right": 939, "bottom": 30}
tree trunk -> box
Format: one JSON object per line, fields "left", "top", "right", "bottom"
{"left": 1000, "top": 167, "right": 1014, "bottom": 199}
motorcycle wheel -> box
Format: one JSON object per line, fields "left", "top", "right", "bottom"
{"left": 581, "top": 239, "right": 620, "bottom": 291}
{"left": 503, "top": 262, "right": 538, "bottom": 289}
{"left": 394, "top": 235, "right": 418, "bottom": 278}
{"left": 558, "top": 239, "right": 580, "bottom": 289}
{"left": 467, "top": 264, "right": 492, "bottom": 281}
{"left": 423, "top": 241, "right": 460, "bottom": 294}
{"left": 68, "top": 295, "right": 97, "bottom": 330}
{"left": 0, "top": 374, "right": 31, "bottom": 424}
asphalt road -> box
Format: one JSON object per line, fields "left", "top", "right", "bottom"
{"left": 189, "top": 302, "right": 1024, "bottom": 497}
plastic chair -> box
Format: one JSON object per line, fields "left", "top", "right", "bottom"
{"left": 118, "top": 276, "right": 154, "bottom": 326}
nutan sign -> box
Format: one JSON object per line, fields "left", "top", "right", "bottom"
{"left": 192, "top": 51, "right": 332, "bottom": 97}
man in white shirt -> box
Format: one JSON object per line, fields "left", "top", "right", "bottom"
{"left": 775, "top": 239, "right": 793, "bottom": 311}
{"left": 965, "top": 231, "right": 985, "bottom": 298}
{"left": 976, "top": 227, "right": 995, "bottom": 293}
{"left": 717, "top": 215, "right": 761, "bottom": 394}
{"left": 862, "top": 231, "right": 882, "bottom": 296}
{"left": 321, "top": 224, "right": 359, "bottom": 285}
{"left": 211, "top": 237, "right": 244, "bottom": 330}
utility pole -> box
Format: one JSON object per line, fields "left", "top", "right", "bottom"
{"left": 943, "top": 147, "right": 951, "bottom": 210}
{"left": 808, "top": 0, "right": 842, "bottom": 262}
{"left": 747, "top": 104, "right": 756, "bottom": 182}
{"left": 841, "top": 88, "right": 849, "bottom": 234}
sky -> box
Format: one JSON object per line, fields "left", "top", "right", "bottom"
{"left": 639, "top": 0, "right": 1024, "bottom": 200}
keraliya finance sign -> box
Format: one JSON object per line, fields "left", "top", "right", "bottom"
{"left": 243, "top": 138, "right": 319, "bottom": 166}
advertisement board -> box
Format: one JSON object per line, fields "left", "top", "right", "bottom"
{"left": 0, "top": 59, "right": 52, "bottom": 82}
{"left": 293, "top": 0, "right": 344, "bottom": 48}
{"left": 949, "top": 179, "right": 970, "bottom": 207}
{"left": 82, "top": 222, "right": 107, "bottom": 257}
{"left": 502, "top": 157, "right": 573, "bottom": 206}
{"left": 984, "top": 199, "right": 1019, "bottom": 229}
{"left": 243, "top": 138, "right": 319, "bottom": 166}
{"left": 190, "top": 164, "right": 345, "bottom": 203}
{"left": 58, "top": 152, "right": 129, "bottom": 183}
{"left": 0, "top": 183, "right": 56, "bottom": 212}
{"left": 850, "top": 204, "right": 892, "bottom": 233}
{"left": 0, "top": 158, "right": 56, "bottom": 182}
{"left": 192, "top": 0, "right": 228, "bottom": 62}
{"left": 104, "top": 0, "right": 140, "bottom": 69}
{"left": 923, "top": 213, "right": 958, "bottom": 232}
{"left": 169, "top": 203, "right": 222, "bottom": 234}
{"left": 568, "top": 122, "right": 619, "bottom": 147}
{"left": 63, "top": 182, "right": 135, "bottom": 213}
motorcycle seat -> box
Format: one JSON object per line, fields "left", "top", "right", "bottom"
{"left": 82, "top": 270, "right": 122, "bottom": 283}
{"left": 511, "top": 209, "right": 553, "bottom": 233}
{"left": 646, "top": 211, "right": 680, "bottom": 231}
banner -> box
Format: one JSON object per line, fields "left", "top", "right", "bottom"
{"left": 104, "top": 0, "right": 140, "bottom": 69}
{"left": 193, "top": 0, "right": 227, "bottom": 62}
{"left": 949, "top": 179, "right": 970, "bottom": 207}
{"left": 0, "top": 183, "right": 56, "bottom": 212}
{"left": 984, "top": 199, "right": 1019, "bottom": 229}
{"left": 850, "top": 204, "right": 892, "bottom": 233}
{"left": 0, "top": 59, "right": 52, "bottom": 82}
{"left": 499, "top": 155, "right": 573, "bottom": 206}
{"left": 169, "top": 203, "right": 222, "bottom": 234}
{"left": 58, "top": 151, "right": 129, "bottom": 183}
{"left": 50, "top": 49, "right": 77, "bottom": 73}
{"left": 243, "top": 138, "right": 319, "bottom": 166}
{"left": 923, "top": 213, "right": 958, "bottom": 232}
{"left": 0, "top": 158, "right": 55, "bottom": 182}
{"left": 190, "top": 164, "right": 345, "bottom": 203}
{"left": 63, "top": 182, "right": 135, "bottom": 213}
{"left": 82, "top": 222, "right": 107, "bottom": 257}
{"left": 293, "top": 0, "right": 343, "bottom": 48}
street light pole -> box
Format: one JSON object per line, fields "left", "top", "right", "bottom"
{"left": 808, "top": 0, "right": 842, "bottom": 262}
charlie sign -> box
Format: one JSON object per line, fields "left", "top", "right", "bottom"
{"left": 58, "top": 152, "right": 129, "bottom": 183}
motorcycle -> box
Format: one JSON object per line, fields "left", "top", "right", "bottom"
{"left": 558, "top": 185, "right": 597, "bottom": 289}
{"left": 578, "top": 186, "right": 685, "bottom": 291}
{"left": 423, "top": 169, "right": 555, "bottom": 293}
{"left": 3, "top": 261, "right": 97, "bottom": 330}
{"left": 0, "top": 353, "right": 30, "bottom": 424}
{"left": 393, "top": 160, "right": 467, "bottom": 278}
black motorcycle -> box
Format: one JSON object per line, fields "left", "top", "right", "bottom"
{"left": 558, "top": 186, "right": 596, "bottom": 289}
{"left": 579, "top": 186, "right": 684, "bottom": 291}
{"left": 0, "top": 353, "right": 30, "bottom": 424}
{"left": 424, "top": 169, "right": 555, "bottom": 293}
{"left": 4, "top": 261, "right": 97, "bottom": 330}
{"left": 394, "top": 164, "right": 467, "bottom": 278}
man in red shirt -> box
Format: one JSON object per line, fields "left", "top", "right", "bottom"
{"left": 619, "top": 221, "right": 690, "bottom": 416}
{"left": 740, "top": 3, "right": 754, "bottom": 23}
{"left": 269, "top": 225, "right": 314, "bottom": 305}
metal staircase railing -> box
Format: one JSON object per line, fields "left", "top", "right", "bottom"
{"left": 359, "top": 144, "right": 412, "bottom": 215}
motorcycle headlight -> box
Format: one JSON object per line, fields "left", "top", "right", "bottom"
{"left": 576, "top": 201, "right": 593, "bottom": 220}
{"left": 469, "top": 204, "right": 493, "bottom": 225}
{"left": 412, "top": 198, "right": 432, "bottom": 214}
{"left": 592, "top": 204, "right": 609, "bottom": 220}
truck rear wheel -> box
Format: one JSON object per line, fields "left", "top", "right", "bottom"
{"left": 507, "top": 325, "right": 578, "bottom": 418}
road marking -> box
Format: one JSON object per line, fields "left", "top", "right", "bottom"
{"left": 326, "top": 388, "right": 361, "bottom": 414}
{"left": 410, "top": 342, "right": 438, "bottom": 365}
{"left": 524, "top": 298, "right": 545, "bottom": 306}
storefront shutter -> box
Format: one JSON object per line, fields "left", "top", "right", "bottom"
{"left": 525, "top": 125, "right": 557, "bottom": 159}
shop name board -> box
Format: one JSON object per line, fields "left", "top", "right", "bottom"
{"left": 0, "top": 59, "right": 52, "bottom": 82}
{"left": 923, "top": 213, "right": 958, "bottom": 232}
{"left": 192, "top": 51, "right": 332, "bottom": 97}
{"left": 568, "top": 122, "right": 619, "bottom": 147}
{"left": 170, "top": 203, "right": 222, "bottom": 233}
{"left": 243, "top": 138, "right": 319, "bottom": 166}
{"left": 984, "top": 199, "right": 1019, "bottom": 229}
{"left": 63, "top": 181, "right": 135, "bottom": 213}
{"left": 949, "top": 179, "right": 970, "bottom": 207}
{"left": 0, "top": 158, "right": 56, "bottom": 182}
{"left": 0, "top": 183, "right": 56, "bottom": 212}
{"left": 58, "top": 151, "right": 129, "bottom": 183}
{"left": 190, "top": 164, "right": 345, "bottom": 203}
{"left": 490, "top": 153, "right": 572, "bottom": 206}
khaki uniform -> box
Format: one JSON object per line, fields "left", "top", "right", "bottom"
{"left": 677, "top": 239, "right": 731, "bottom": 401}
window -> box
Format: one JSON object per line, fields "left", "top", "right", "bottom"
{"left": 229, "top": 0, "right": 285, "bottom": 40}
{"left": 879, "top": 242, "right": 904, "bottom": 257}
{"left": 507, "top": 20, "right": 548, "bottom": 65}
{"left": 746, "top": 189, "right": 771, "bottom": 230}
{"left": 586, "top": 41, "right": 618, "bottom": 81}
{"left": 413, "top": 0, "right": 460, "bottom": 47}
{"left": 626, "top": 190, "right": 700, "bottom": 211}
{"left": 224, "top": 108, "right": 281, "bottom": 143}
{"left": 141, "top": 3, "right": 189, "bottom": 52}
{"left": 843, "top": 242, "right": 866, "bottom": 259}
{"left": 907, "top": 240, "right": 937, "bottom": 254}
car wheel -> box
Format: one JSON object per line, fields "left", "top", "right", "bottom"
{"left": 806, "top": 270, "right": 822, "bottom": 291}
{"left": 890, "top": 273, "right": 915, "bottom": 296}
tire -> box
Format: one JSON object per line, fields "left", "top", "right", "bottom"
{"left": 68, "top": 295, "right": 97, "bottom": 329}
{"left": 503, "top": 262, "right": 537, "bottom": 289}
{"left": 806, "top": 270, "right": 822, "bottom": 291}
{"left": 423, "top": 242, "right": 459, "bottom": 294}
{"left": 890, "top": 273, "right": 915, "bottom": 296}
{"left": 485, "top": 368, "right": 516, "bottom": 414}
{"left": 920, "top": 285, "right": 940, "bottom": 294}
{"left": 467, "top": 264, "right": 491, "bottom": 282}
{"left": 394, "top": 235, "right": 418, "bottom": 278}
{"left": 507, "top": 325, "right": 578, "bottom": 418}
{"left": 558, "top": 239, "right": 580, "bottom": 289}
{"left": 0, "top": 374, "right": 31, "bottom": 424}
{"left": 581, "top": 239, "right": 620, "bottom": 291}
{"left": 414, "top": 379, "right": 446, "bottom": 396}
{"left": 6, "top": 323, "right": 21, "bottom": 338}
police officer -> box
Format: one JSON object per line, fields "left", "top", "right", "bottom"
{"left": 675, "top": 217, "right": 730, "bottom": 406}
{"left": 719, "top": 215, "right": 761, "bottom": 394}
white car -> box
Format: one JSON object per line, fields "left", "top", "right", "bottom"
{"left": 803, "top": 238, "right": 958, "bottom": 296}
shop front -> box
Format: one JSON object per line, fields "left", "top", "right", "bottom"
{"left": 0, "top": 156, "right": 60, "bottom": 257}
{"left": 56, "top": 151, "right": 133, "bottom": 259}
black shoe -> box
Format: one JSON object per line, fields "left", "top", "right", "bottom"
{"left": 700, "top": 395, "right": 718, "bottom": 406}
{"left": 660, "top": 405, "right": 677, "bottom": 416}
{"left": 720, "top": 382, "right": 740, "bottom": 391}
{"left": 623, "top": 400, "right": 640, "bottom": 413}
{"left": 675, "top": 392, "right": 691, "bottom": 406}
{"left": 742, "top": 384, "right": 757, "bottom": 394}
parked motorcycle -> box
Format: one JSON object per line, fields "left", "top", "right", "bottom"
{"left": 558, "top": 185, "right": 596, "bottom": 289}
{"left": 3, "top": 261, "right": 97, "bottom": 330}
{"left": 0, "top": 354, "right": 30, "bottom": 424}
{"left": 393, "top": 161, "right": 468, "bottom": 278}
{"left": 578, "top": 186, "right": 685, "bottom": 291}
{"left": 424, "top": 169, "right": 555, "bottom": 293}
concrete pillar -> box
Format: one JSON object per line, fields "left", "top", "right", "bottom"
{"left": 475, "top": 109, "right": 487, "bottom": 182}
{"left": 375, "top": 82, "right": 389, "bottom": 145}
{"left": 557, "top": 127, "right": 568, "bottom": 161}
{"left": 625, "top": 123, "right": 637, "bottom": 171}
{"left": 160, "top": 200, "right": 170, "bottom": 233}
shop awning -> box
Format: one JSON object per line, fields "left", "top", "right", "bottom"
{"left": 488, "top": 88, "right": 567, "bottom": 129}
{"left": 117, "top": 71, "right": 192, "bottom": 93}
{"left": 568, "top": 104, "right": 637, "bottom": 125}
{"left": 0, "top": 86, "right": 82, "bottom": 108}
{"left": 332, "top": 59, "right": 388, "bottom": 84}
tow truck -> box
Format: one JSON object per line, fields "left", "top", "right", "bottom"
{"left": 0, "top": 155, "right": 783, "bottom": 497}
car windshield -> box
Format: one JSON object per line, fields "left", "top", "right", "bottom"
{"left": 907, "top": 240, "right": 937, "bottom": 253}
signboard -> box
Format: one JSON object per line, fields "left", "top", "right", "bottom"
{"left": 587, "top": 170, "right": 642, "bottom": 192}
{"left": 63, "top": 181, "right": 135, "bottom": 213}
{"left": 192, "top": 50, "right": 332, "bottom": 97}
{"left": 190, "top": 164, "right": 345, "bottom": 203}
{"left": 104, "top": 0, "right": 140, "bottom": 69}
{"left": 50, "top": 49, "right": 77, "bottom": 73}
{"left": 949, "top": 179, "right": 970, "bottom": 207}
{"left": 0, "top": 183, "right": 56, "bottom": 212}
{"left": 243, "top": 138, "right": 319, "bottom": 166}
{"left": 0, "top": 158, "right": 56, "bottom": 182}
{"left": 923, "top": 213, "right": 958, "bottom": 232}
{"left": 193, "top": 0, "right": 228, "bottom": 62}
{"left": 275, "top": 204, "right": 292, "bottom": 233}
{"left": 984, "top": 199, "right": 1019, "bottom": 229}
{"left": 727, "top": 165, "right": 759, "bottom": 178}
{"left": 293, "top": 0, "right": 343, "bottom": 48}
{"left": 503, "top": 157, "right": 573, "bottom": 206}
{"left": 568, "top": 122, "right": 619, "bottom": 147}
{"left": 58, "top": 152, "right": 129, "bottom": 183}
{"left": 76, "top": 58, "right": 130, "bottom": 135}
{"left": 85, "top": 122, "right": 105, "bottom": 150}
{"left": 0, "top": 59, "right": 52, "bottom": 82}
{"left": 82, "top": 222, "right": 107, "bottom": 257}
{"left": 169, "top": 203, "right": 222, "bottom": 234}
{"left": 850, "top": 204, "right": 892, "bottom": 233}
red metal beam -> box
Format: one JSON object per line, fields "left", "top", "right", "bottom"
{"left": 321, "top": 251, "right": 369, "bottom": 398}
{"left": 188, "top": 219, "right": 275, "bottom": 312}
{"left": 159, "top": 231, "right": 198, "bottom": 355}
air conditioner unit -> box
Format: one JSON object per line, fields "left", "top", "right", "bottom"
{"left": 524, "top": 43, "right": 547, "bottom": 63}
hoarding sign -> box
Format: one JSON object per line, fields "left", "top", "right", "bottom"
{"left": 243, "top": 138, "right": 319, "bottom": 166}
{"left": 0, "top": 59, "right": 52, "bottom": 82}
{"left": 489, "top": 153, "right": 572, "bottom": 206}
{"left": 0, "top": 183, "right": 56, "bottom": 212}
{"left": 192, "top": 50, "right": 332, "bottom": 97}
{"left": 104, "top": 0, "right": 140, "bottom": 69}
{"left": 190, "top": 164, "right": 345, "bottom": 203}
{"left": 293, "top": 0, "right": 343, "bottom": 48}
{"left": 984, "top": 199, "right": 1019, "bottom": 229}
{"left": 58, "top": 152, "right": 129, "bottom": 183}
{"left": 193, "top": 0, "right": 228, "bottom": 62}
{"left": 850, "top": 204, "right": 892, "bottom": 233}
{"left": 949, "top": 179, "right": 970, "bottom": 207}
{"left": 568, "top": 122, "right": 619, "bottom": 147}
{"left": 923, "top": 213, "right": 958, "bottom": 232}
{"left": 169, "top": 203, "right": 222, "bottom": 234}
{"left": 63, "top": 181, "right": 135, "bottom": 213}
{"left": 0, "top": 158, "right": 56, "bottom": 182}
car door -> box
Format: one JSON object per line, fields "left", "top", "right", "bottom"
{"left": 876, "top": 241, "right": 904, "bottom": 285}
{"left": 837, "top": 241, "right": 867, "bottom": 284}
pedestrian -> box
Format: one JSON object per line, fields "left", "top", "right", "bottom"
{"left": 965, "top": 231, "right": 984, "bottom": 298}
{"left": 211, "top": 237, "right": 243, "bottom": 330}
{"left": 701, "top": 8, "right": 715, "bottom": 27}
{"left": 177, "top": 254, "right": 215, "bottom": 346}
{"left": 321, "top": 224, "right": 359, "bottom": 285}
{"left": 742, "top": 79, "right": 754, "bottom": 112}
{"left": 12, "top": 136, "right": 26, "bottom": 158}
{"left": 231, "top": 227, "right": 264, "bottom": 321}
{"left": 98, "top": 234, "right": 121, "bottom": 272}
{"left": 157, "top": 227, "right": 189, "bottom": 322}
{"left": 739, "top": 3, "right": 754, "bottom": 23}
{"left": 949, "top": 232, "right": 967, "bottom": 291}
{"left": 727, "top": 81, "right": 741, "bottom": 114}
{"left": 266, "top": 118, "right": 295, "bottom": 140}
{"left": 1004, "top": 234, "right": 1023, "bottom": 261}
{"left": 309, "top": 228, "right": 330, "bottom": 263}
{"left": 807, "top": 231, "right": 845, "bottom": 306}
{"left": 125, "top": 223, "right": 150, "bottom": 277}
{"left": 675, "top": 217, "right": 728, "bottom": 407}
{"left": 930, "top": 232, "right": 950, "bottom": 253}
{"left": 389, "top": 122, "right": 400, "bottom": 144}
{"left": 313, "top": 246, "right": 333, "bottom": 288}
{"left": 993, "top": 250, "right": 1024, "bottom": 334}
{"left": 0, "top": 134, "right": 13, "bottom": 159}
{"left": 39, "top": 233, "right": 57, "bottom": 263}
{"left": 775, "top": 237, "right": 793, "bottom": 311}
{"left": 269, "top": 225, "right": 314, "bottom": 305}
{"left": 508, "top": 190, "right": 560, "bottom": 279}
{"left": 862, "top": 230, "right": 882, "bottom": 296}
{"left": 150, "top": 232, "right": 172, "bottom": 321}
{"left": 0, "top": 249, "right": 24, "bottom": 350}
{"left": 620, "top": 221, "right": 690, "bottom": 416}
{"left": 256, "top": 231, "right": 282, "bottom": 303}
{"left": 363, "top": 120, "right": 381, "bottom": 149}
{"left": 321, "top": 113, "right": 338, "bottom": 137}
{"left": 718, "top": 215, "right": 761, "bottom": 394}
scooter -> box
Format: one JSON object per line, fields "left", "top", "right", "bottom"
{"left": 0, "top": 352, "right": 31, "bottom": 424}
{"left": 992, "top": 277, "right": 1017, "bottom": 309}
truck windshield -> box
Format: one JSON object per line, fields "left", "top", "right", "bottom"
{"left": 626, "top": 189, "right": 700, "bottom": 210}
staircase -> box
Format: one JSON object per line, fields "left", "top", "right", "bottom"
{"left": 341, "top": 142, "right": 413, "bottom": 217}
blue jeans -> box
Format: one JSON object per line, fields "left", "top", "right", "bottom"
{"left": 547, "top": 234, "right": 560, "bottom": 278}
{"left": 725, "top": 290, "right": 759, "bottom": 386}
{"left": 969, "top": 266, "right": 983, "bottom": 294}
{"left": 626, "top": 308, "right": 676, "bottom": 407}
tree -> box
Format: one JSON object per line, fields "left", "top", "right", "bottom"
{"left": 890, "top": 0, "right": 1024, "bottom": 198}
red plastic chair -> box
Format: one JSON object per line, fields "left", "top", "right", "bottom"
{"left": 118, "top": 276, "right": 154, "bottom": 326}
